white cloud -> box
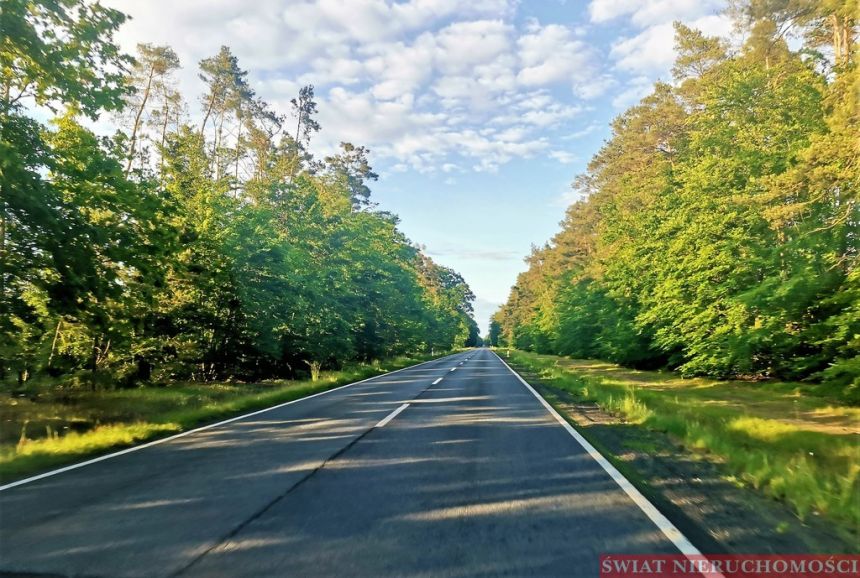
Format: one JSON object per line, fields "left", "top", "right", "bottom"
{"left": 588, "top": 0, "right": 733, "bottom": 84}
{"left": 522, "top": 105, "right": 582, "bottom": 127}
{"left": 589, "top": 0, "right": 724, "bottom": 27}
{"left": 611, "top": 22, "right": 677, "bottom": 74}
{"left": 100, "top": 0, "right": 663, "bottom": 173}
{"left": 588, "top": 0, "right": 637, "bottom": 23}
{"left": 561, "top": 122, "right": 603, "bottom": 140}
{"left": 575, "top": 74, "right": 617, "bottom": 99}
{"left": 549, "top": 150, "right": 577, "bottom": 164}
{"left": 554, "top": 187, "right": 587, "bottom": 207}
{"left": 692, "top": 14, "right": 735, "bottom": 39}
{"left": 611, "top": 75, "right": 653, "bottom": 109}
{"left": 515, "top": 21, "right": 608, "bottom": 99}
{"left": 517, "top": 23, "right": 587, "bottom": 85}
{"left": 610, "top": 13, "right": 733, "bottom": 76}
{"left": 434, "top": 20, "right": 513, "bottom": 74}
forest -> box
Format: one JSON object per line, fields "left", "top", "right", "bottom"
{"left": 492, "top": 0, "right": 858, "bottom": 395}
{"left": 1, "top": 0, "right": 480, "bottom": 390}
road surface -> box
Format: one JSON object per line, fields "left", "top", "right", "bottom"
{"left": 0, "top": 349, "right": 688, "bottom": 577}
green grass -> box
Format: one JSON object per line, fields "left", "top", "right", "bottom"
{"left": 1, "top": 352, "right": 448, "bottom": 483}
{"left": 502, "top": 349, "right": 860, "bottom": 537}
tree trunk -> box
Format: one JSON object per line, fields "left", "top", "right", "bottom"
{"left": 0, "top": 92, "right": 7, "bottom": 325}
{"left": 214, "top": 114, "right": 225, "bottom": 179}
{"left": 235, "top": 118, "right": 242, "bottom": 184}
{"left": 47, "top": 318, "right": 62, "bottom": 368}
{"left": 91, "top": 336, "right": 100, "bottom": 391}
{"left": 159, "top": 115, "right": 168, "bottom": 181}
{"left": 841, "top": 17, "right": 852, "bottom": 65}
{"left": 200, "top": 91, "right": 217, "bottom": 136}
{"left": 288, "top": 115, "right": 302, "bottom": 184}
{"left": 0, "top": 177, "right": 6, "bottom": 307}
{"left": 126, "top": 65, "right": 155, "bottom": 175}
{"left": 832, "top": 15, "right": 842, "bottom": 64}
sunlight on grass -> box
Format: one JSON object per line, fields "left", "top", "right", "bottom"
{"left": 1, "top": 423, "right": 182, "bottom": 480}
{"left": 0, "top": 353, "right": 443, "bottom": 483}
{"left": 11, "top": 422, "right": 180, "bottom": 459}
{"left": 728, "top": 417, "right": 802, "bottom": 441}
{"left": 507, "top": 350, "right": 860, "bottom": 539}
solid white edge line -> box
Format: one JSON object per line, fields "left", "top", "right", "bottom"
{"left": 491, "top": 352, "right": 723, "bottom": 578}
{"left": 432, "top": 378, "right": 443, "bottom": 385}
{"left": 0, "top": 352, "right": 464, "bottom": 493}
{"left": 374, "top": 403, "right": 410, "bottom": 428}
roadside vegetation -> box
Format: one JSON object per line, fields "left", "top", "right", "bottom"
{"left": 2, "top": 1, "right": 480, "bottom": 397}
{"left": 1, "top": 1, "right": 482, "bottom": 482}
{"left": 489, "top": 0, "right": 858, "bottom": 544}
{"left": 1, "top": 0, "right": 482, "bottom": 483}
{"left": 490, "top": 2, "right": 858, "bottom": 396}
{"left": 504, "top": 349, "right": 860, "bottom": 539}
{"left": 1, "top": 352, "right": 447, "bottom": 482}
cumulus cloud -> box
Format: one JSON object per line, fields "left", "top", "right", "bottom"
{"left": 517, "top": 23, "right": 586, "bottom": 85}
{"left": 611, "top": 75, "right": 654, "bottom": 108}
{"left": 610, "top": 22, "right": 677, "bottom": 74}
{"left": 589, "top": 0, "right": 734, "bottom": 90}
{"left": 589, "top": 0, "right": 724, "bottom": 27}
{"left": 610, "top": 14, "right": 733, "bottom": 75}
{"left": 516, "top": 21, "right": 609, "bottom": 99}
{"left": 101, "top": 1, "right": 615, "bottom": 172}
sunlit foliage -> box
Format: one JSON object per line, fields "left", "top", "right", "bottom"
{"left": 496, "top": 2, "right": 858, "bottom": 394}
{"left": 1, "top": 1, "right": 478, "bottom": 388}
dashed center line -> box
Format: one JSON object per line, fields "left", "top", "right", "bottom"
{"left": 449, "top": 367, "right": 457, "bottom": 372}
{"left": 375, "top": 403, "right": 410, "bottom": 428}
{"left": 432, "top": 377, "right": 443, "bottom": 385}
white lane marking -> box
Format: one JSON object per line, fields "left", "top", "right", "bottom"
{"left": 492, "top": 352, "right": 723, "bottom": 577}
{"left": 432, "top": 378, "right": 443, "bottom": 385}
{"left": 449, "top": 367, "right": 457, "bottom": 372}
{"left": 0, "top": 354, "right": 461, "bottom": 493}
{"left": 375, "top": 403, "right": 410, "bottom": 428}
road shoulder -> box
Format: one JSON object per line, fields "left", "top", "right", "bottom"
{"left": 503, "top": 356, "right": 857, "bottom": 555}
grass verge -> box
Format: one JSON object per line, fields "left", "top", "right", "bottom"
{"left": 1, "top": 352, "right": 449, "bottom": 483}
{"left": 500, "top": 349, "right": 860, "bottom": 538}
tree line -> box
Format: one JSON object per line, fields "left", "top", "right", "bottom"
{"left": 1, "top": 0, "right": 479, "bottom": 388}
{"left": 492, "top": 0, "right": 858, "bottom": 391}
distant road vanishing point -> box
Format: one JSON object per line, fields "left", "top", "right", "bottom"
{"left": 0, "top": 349, "right": 697, "bottom": 577}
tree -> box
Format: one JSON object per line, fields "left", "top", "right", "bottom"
{"left": 288, "top": 85, "right": 321, "bottom": 181}
{"left": 1, "top": 0, "right": 132, "bottom": 382}
{"left": 2, "top": 2, "right": 479, "bottom": 390}
{"left": 323, "top": 142, "right": 379, "bottom": 209}
{"left": 488, "top": 318, "right": 502, "bottom": 347}
{"left": 122, "top": 43, "right": 180, "bottom": 175}
{"left": 496, "top": 4, "right": 857, "bottom": 391}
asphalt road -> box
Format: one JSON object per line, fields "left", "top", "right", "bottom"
{"left": 0, "top": 349, "right": 686, "bottom": 577}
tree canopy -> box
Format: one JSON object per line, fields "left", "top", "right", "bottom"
{"left": 1, "top": 1, "right": 478, "bottom": 387}
{"left": 495, "top": 1, "right": 858, "bottom": 393}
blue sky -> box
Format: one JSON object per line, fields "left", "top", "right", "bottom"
{"left": 104, "top": 0, "right": 733, "bottom": 333}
